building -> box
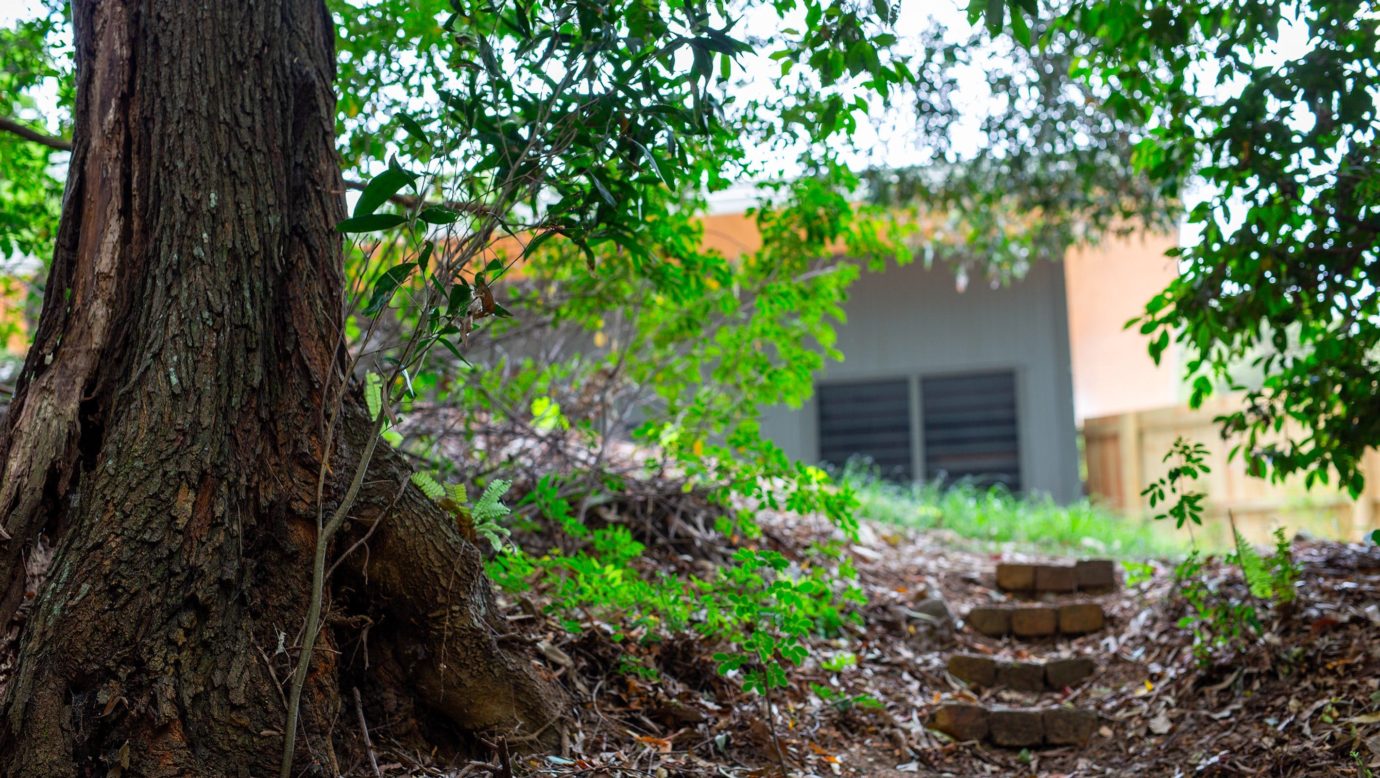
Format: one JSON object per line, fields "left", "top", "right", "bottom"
{"left": 696, "top": 208, "right": 1182, "bottom": 504}
{"left": 759, "top": 257, "right": 1083, "bottom": 502}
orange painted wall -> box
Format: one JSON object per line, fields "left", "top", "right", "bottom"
{"left": 1062, "top": 231, "right": 1182, "bottom": 423}
{"left": 698, "top": 212, "right": 762, "bottom": 258}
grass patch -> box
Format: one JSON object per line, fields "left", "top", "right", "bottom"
{"left": 844, "top": 471, "right": 1189, "bottom": 559}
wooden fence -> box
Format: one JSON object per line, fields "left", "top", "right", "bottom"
{"left": 1083, "top": 396, "right": 1380, "bottom": 544}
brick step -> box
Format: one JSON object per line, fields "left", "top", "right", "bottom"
{"left": 996, "top": 559, "right": 1118, "bottom": 595}
{"left": 947, "top": 654, "right": 1096, "bottom": 692}
{"left": 929, "top": 703, "right": 1098, "bottom": 747}
{"left": 965, "top": 602, "right": 1106, "bottom": 638}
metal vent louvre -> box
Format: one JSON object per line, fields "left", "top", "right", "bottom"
{"left": 816, "top": 379, "right": 913, "bottom": 480}
{"left": 921, "top": 371, "right": 1021, "bottom": 491}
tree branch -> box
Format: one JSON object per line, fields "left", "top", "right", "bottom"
{"left": 0, "top": 116, "right": 71, "bottom": 151}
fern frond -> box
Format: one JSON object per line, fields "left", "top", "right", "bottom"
{"left": 410, "top": 471, "right": 445, "bottom": 502}
{"left": 476, "top": 523, "right": 512, "bottom": 552}
{"left": 447, "top": 483, "right": 469, "bottom": 505}
{"left": 472, "top": 479, "right": 512, "bottom": 524}
{"left": 1232, "top": 520, "right": 1271, "bottom": 599}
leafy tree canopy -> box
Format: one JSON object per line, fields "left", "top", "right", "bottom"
{"left": 969, "top": 0, "right": 1379, "bottom": 507}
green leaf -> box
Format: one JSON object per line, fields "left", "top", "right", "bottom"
{"left": 397, "top": 113, "right": 429, "bottom": 145}
{"left": 419, "top": 205, "right": 460, "bottom": 225}
{"left": 352, "top": 166, "right": 417, "bottom": 218}
{"left": 530, "top": 396, "right": 567, "bottom": 432}
{"left": 966, "top": 0, "right": 986, "bottom": 25}
{"left": 337, "top": 213, "right": 407, "bottom": 233}
{"left": 985, "top": 0, "right": 1005, "bottom": 34}
{"left": 380, "top": 426, "right": 403, "bottom": 448}
{"left": 447, "top": 281, "right": 473, "bottom": 317}
{"left": 589, "top": 173, "right": 616, "bottom": 206}
{"left": 713, "top": 652, "right": 745, "bottom": 674}
{"left": 629, "top": 138, "right": 668, "bottom": 186}
{"left": 416, "top": 242, "right": 434, "bottom": 276}
{"left": 437, "top": 335, "right": 468, "bottom": 363}
{"left": 363, "top": 263, "right": 415, "bottom": 316}
{"left": 448, "top": 483, "right": 469, "bottom": 505}
{"left": 1009, "top": 3, "right": 1031, "bottom": 46}
{"left": 520, "top": 228, "right": 559, "bottom": 259}
{"left": 364, "top": 372, "right": 383, "bottom": 421}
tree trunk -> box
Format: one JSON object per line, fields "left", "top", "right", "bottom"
{"left": 0, "top": 2, "right": 562, "bottom": 775}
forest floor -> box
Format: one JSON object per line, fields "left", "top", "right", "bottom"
{"left": 375, "top": 504, "right": 1380, "bottom": 778}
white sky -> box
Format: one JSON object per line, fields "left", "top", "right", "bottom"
{"left": 0, "top": 0, "right": 39, "bottom": 23}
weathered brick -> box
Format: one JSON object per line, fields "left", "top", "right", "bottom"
{"left": 966, "top": 606, "right": 1011, "bottom": 637}
{"left": 1043, "top": 708, "right": 1098, "bottom": 745}
{"left": 995, "top": 563, "right": 1036, "bottom": 592}
{"left": 1034, "top": 564, "right": 1078, "bottom": 593}
{"left": 1044, "top": 657, "right": 1096, "bottom": 690}
{"left": 1075, "top": 559, "right": 1118, "bottom": 592}
{"left": 929, "top": 703, "right": 989, "bottom": 742}
{"left": 947, "top": 654, "right": 997, "bottom": 687}
{"left": 989, "top": 708, "right": 1044, "bottom": 747}
{"left": 1010, "top": 606, "right": 1057, "bottom": 637}
{"left": 996, "top": 661, "right": 1046, "bottom": 693}
{"left": 1057, "top": 603, "right": 1106, "bottom": 635}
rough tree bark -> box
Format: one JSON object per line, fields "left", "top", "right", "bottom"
{"left": 0, "top": 1, "right": 563, "bottom": 775}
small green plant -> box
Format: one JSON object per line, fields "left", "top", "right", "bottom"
{"left": 1230, "top": 521, "right": 1300, "bottom": 606}
{"left": 617, "top": 654, "right": 661, "bottom": 682}
{"left": 810, "top": 683, "right": 884, "bottom": 712}
{"left": 1122, "top": 560, "right": 1155, "bottom": 587}
{"left": 1268, "top": 528, "right": 1300, "bottom": 605}
{"left": 1142, "top": 437, "right": 1212, "bottom": 528}
{"left": 488, "top": 480, "right": 867, "bottom": 697}
{"left": 1172, "top": 550, "right": 1259, "bottom": 665}
{"left": 1353, "top": 750, "right": 1375, "bottom": 778}
{"left": 412, "top": 472, "right": 515, "bottom": 552}
{"left": 1174, "top": 527, "right": 1301, "bottom": 665}
{"left": 820, "top": 651, "right": 859, "bottom": 672}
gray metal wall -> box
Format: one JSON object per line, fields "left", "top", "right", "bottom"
{"left": 760, "top": 259, "right": 1082, "bottom": 503}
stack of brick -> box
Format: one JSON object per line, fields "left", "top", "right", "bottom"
{"left": 946, "top": 654, "right": 1095, "bottom": 692}
{"left": 964, "top": 602, "right": 1106, "bottom": 638}
{"left": 995, "top": 559, "right": 1117, "bottom": 594}
{"left": 929, "top": 703, "right": 1098, "bottom": 746}
{"left": 925, "top": 558, "right": 1119, "bottom": 749}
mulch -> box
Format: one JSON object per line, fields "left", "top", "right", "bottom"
{"left": 372, "top": 506, "right": 1380, "bottom": 777}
